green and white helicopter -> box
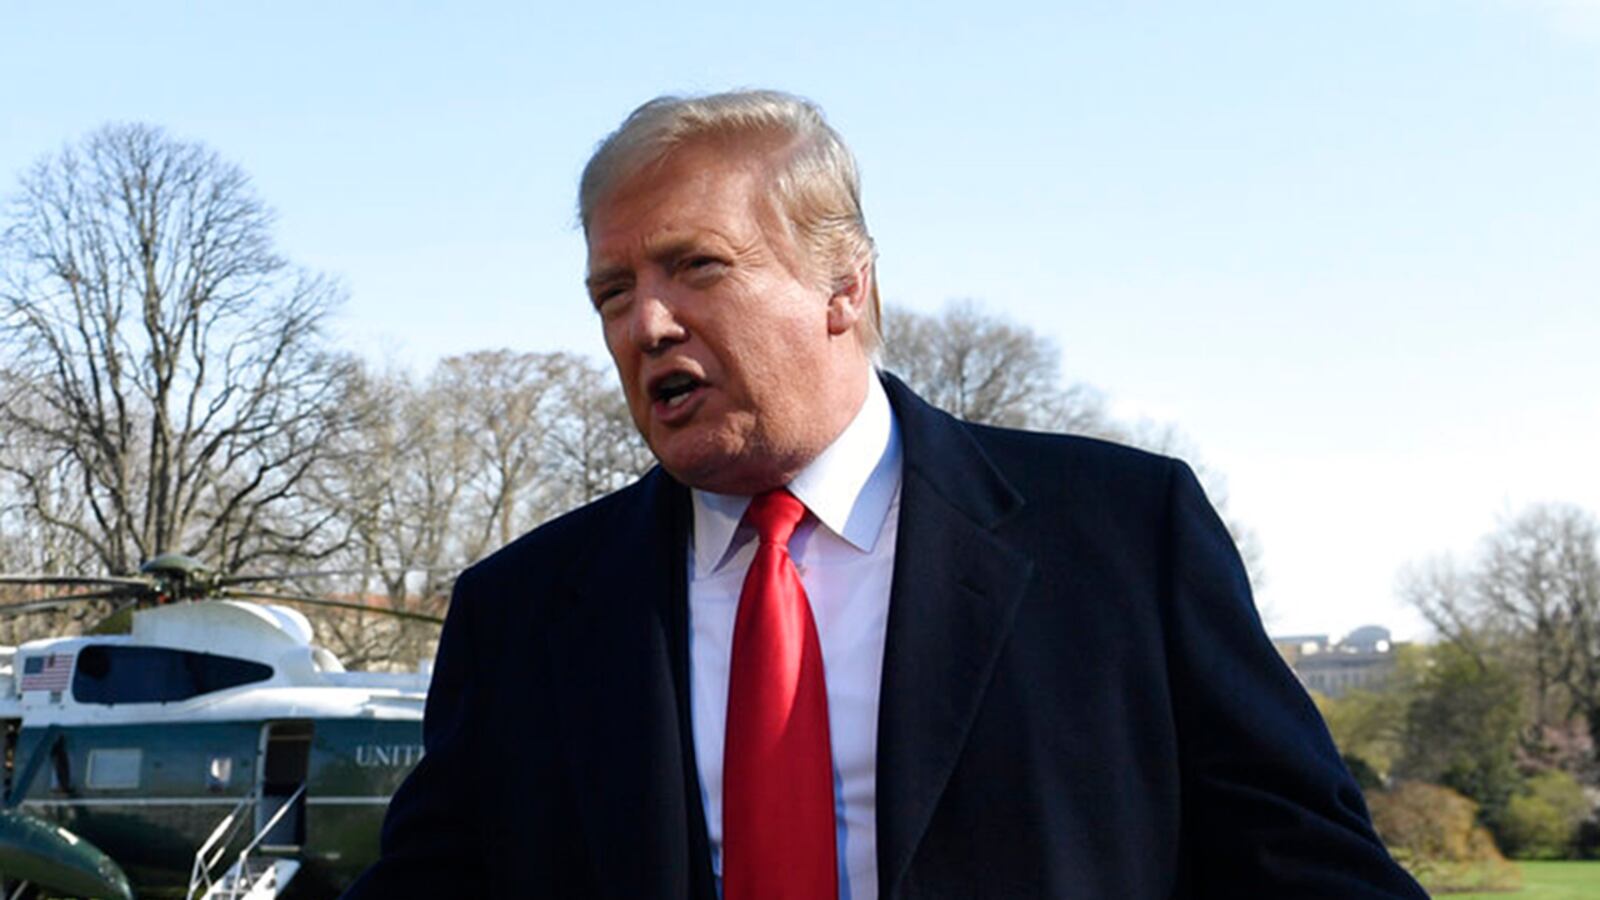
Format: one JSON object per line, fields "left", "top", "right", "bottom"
{"left": 0, "top": 555, "right": 446, "bottom": 900}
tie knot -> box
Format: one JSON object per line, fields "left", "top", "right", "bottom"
{"left": 745, "top": 489, "right": 806, "bottom": 547}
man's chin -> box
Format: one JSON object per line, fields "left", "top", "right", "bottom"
{"left": 658, "top": 454, "right": 743, "bottom": 494}
{"left": 648, "top": 433, "right": 723, "bottom": 489}
{"left": 654, "top": 446, "right": 780, "bottom": 496}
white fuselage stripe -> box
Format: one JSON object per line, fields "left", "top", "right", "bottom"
{"left": 24, "top": 797, "right": 244, "bottom": 808}
{"left": 22, "top": 795, "right": 391, "bottom": 808}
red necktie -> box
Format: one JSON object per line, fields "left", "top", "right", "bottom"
{"left": 722, "top": 489, "right": 838, "bottom": 900}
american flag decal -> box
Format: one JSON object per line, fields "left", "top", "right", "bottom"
{"left": 20, "top": 652, "right": 74, "bottom": 692}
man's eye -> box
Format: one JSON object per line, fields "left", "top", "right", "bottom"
{"left": 591, "top": 289, "right": 627, "bottom": 316}
{"left": 683, "top": 257, "right": 725, "bottom": 276}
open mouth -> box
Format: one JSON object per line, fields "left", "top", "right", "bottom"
{"left": 652, "top": 372, "right": 703, "bottom": 409}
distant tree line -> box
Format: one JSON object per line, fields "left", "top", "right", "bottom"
{"left": 1, "top": 122, "right": 1257, "bottom": 666}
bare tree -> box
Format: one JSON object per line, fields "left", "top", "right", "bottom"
{"left": 543, "top": 356, "right": 655, "bottom": 510}
{"left": 301, "top": 365, "right": 462, "bottom": 668}
{"left": 0, "top": 123, "right": 361, "bottom": 575}
{"left": 359, "top": 349, "right": 648, "bottom": 570}
{"left": 883, "top": 300, "right": 1111, "bottom": 433}
{"left": 0, "top": 387, "right": 99, "bottom": 575}
{"left": 1404, "top": 504, "right": 1600, "bottom": 748}
{"left": 432, "top": 350, "right": 570, "bottom": 556}
{"left": 333, "top": 366, "right": 470, "bottom": 590}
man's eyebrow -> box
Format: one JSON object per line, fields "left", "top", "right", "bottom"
{"left": 585, "top": 265, "right": 630, "bottom": 290}
{"left": 585, "top": 236, "right": 709, "bottom": 290}
{"left": 645, "top": 236, "right": 702, "bottom": 267}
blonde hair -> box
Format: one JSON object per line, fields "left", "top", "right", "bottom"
{"left": 579, "top": 90, "right": 881, "bottom": 352}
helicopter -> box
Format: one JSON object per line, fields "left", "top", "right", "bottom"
{"left": 0, "top": 554, "right": 447, "bottom": 899}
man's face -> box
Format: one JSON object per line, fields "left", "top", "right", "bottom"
{"left": 585, "top": 142, "right": 868, "bottom": 494}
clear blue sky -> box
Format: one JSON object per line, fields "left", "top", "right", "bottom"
{"left": 4, "top": 0, "right": 1597, "bottom": 639}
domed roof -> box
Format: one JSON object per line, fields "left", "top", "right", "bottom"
{"left": 1342, "top": 625, "right": 1391, "bottom": 652}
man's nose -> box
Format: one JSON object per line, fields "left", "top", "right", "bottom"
{"left": 628, "top": 280, "right": 688, "bottom": 353}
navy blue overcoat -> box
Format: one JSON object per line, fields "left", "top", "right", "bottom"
{"left": 346, "top": 374, "right": 1425, "bottom": 899}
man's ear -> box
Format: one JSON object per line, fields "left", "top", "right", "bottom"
{"left": 826, "top": 258, "right": 874, "bottom": 337}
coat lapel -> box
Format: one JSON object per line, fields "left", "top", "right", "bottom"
{"left": 876, "top": 375, "right": 1036, "bottom": 899}
{"left": 545, "top": 471, "right": 716, "bottom": 900}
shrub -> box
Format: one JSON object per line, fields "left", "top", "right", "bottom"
{"left": 1499, "top": 770, "right": 1592, "bottom": 859}
{"left": 1367, "top": 781, "right": 1521, "bottom": 893}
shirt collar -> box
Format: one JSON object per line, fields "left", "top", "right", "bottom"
{"left": 691, "top": 374, "right": 902, "bottom": 576}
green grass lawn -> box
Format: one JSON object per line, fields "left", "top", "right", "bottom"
{"left": 1443, "top": 861, "right": 1600, "bottom": 898}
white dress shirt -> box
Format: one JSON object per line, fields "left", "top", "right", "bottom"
{"left": 689, "top": 375, "right": 902, "bottom": 900}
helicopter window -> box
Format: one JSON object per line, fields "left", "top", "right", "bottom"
{"left": 86, "top": 748, "right": 142, "bottom": 790}
{"left": 72, "top": 645, "right": 273, "bottom": 705}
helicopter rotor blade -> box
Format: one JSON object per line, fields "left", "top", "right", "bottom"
{"left": 0, "top": 591, "right": 133, "bottom": 617}
{"left": 217, "top": 566, "right": 461, "bottom": 587}
{"left": 0, "top": 574, "right": 150, "bottom": 588}
{"left": 215, "top": 588, "right": 445, "bottom": 625}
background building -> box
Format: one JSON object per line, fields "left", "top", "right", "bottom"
{"left": 1273, "top": 625, "right": 1400, "bottom": 698}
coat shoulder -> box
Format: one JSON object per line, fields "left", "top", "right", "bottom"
{"left": 962, "top": 420, "right": 1185, "bottom": 515}
{"left": 967, "top": 421, "right": 1171, "bottom": 476}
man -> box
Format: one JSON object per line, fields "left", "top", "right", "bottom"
{"left": 347, "top": 91, "right": 1426, "bottom": 899}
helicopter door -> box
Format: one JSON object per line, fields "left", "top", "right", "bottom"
{"left": 257, "top": 720, "right": 313, "bottom": 849}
